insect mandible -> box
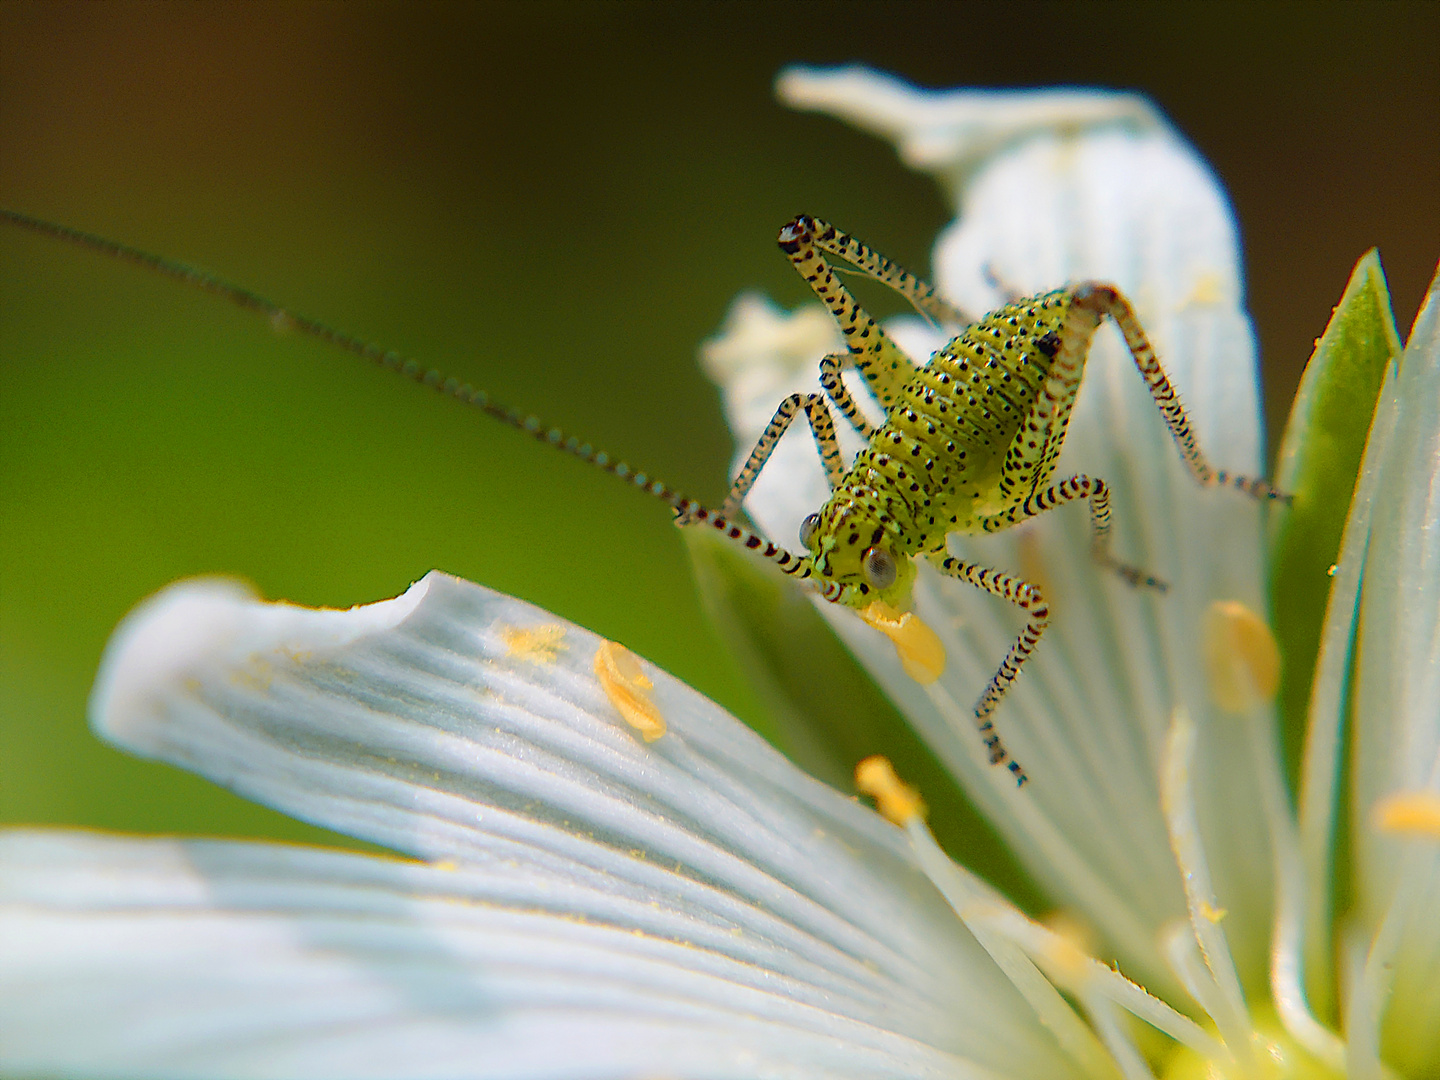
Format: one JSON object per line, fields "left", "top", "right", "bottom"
{"left": 0, "top": 209, "right": 1284, "bottom": 786}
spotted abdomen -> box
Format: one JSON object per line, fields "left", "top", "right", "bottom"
{"left": 842, "top": 289, "right": 1072, "bottom": 547}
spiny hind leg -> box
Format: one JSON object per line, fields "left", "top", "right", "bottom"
{"left": 933, "top": 556, "right": 1039, "bottom": 785}
{"left": 805, "top": 216, "right": 973, "bottom": 326}
{"left": 1071, "top": 283, "right": 1287, "bottom": 502}
{"left": 779, "top": 215, "right": 928, "bottom": 417}
{"left": 981, "top": 474, "right": 1168, "bottom": 591}
{"left": 676, "top": 392, "right": 843, "bottom": 525}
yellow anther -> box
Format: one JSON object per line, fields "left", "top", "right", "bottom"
{"left": 1202, "top": 600, "right": 1281, "bottom": 712}
{"left": 593, "top": 640, "right": 665, "bottom": 742}
{"left": 858, "top": 601, "right": 946, "bottom": 684}
{"left": 854, "top": 755, "right": 926, "bottom": 825}
{"left": 501, "top": 623, "right": 568, "bottom": 663}
{"left": 1373, "top": 790, "right": 1440, "bottom": 839}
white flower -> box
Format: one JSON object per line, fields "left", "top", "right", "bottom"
{"left": 716, "top": 66, "right": 1278, "bottom": 996}
{"left": 2, "top": 68, "right": 1435, "bottom": 1079}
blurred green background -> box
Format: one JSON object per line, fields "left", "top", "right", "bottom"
{"left": 2, "top": 1, "right": 1437, "bottom": 851}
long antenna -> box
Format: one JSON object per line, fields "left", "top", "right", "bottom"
{"left": 1, "top": 208, "right": 819, "bottom": 588}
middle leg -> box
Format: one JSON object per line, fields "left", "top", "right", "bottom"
{"left": 981, "top": 474, "right": 1167, "bottom": 591}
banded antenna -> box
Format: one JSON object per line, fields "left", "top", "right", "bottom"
{"left": 0, "top": 208, "right": 818, "bottom": 587}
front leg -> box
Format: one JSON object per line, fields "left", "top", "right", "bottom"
{"left": 817, "top": 352, "right": 877, "bottom": 438}
{"left": 676, "top": 392, "right": 844, "bottom": 526}
{"left": 932, "top": 556, "right": 1037, "bottom": 785}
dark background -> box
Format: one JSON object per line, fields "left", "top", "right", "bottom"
{"left": 2, "top": 1, "right": 1436, "bottom": 848}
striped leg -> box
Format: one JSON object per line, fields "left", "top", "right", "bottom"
{"left": 808, "top": 217, "right": 973, "bottom": 326}
{"left": 817, "top": 352, "right": 879, "bottom": 438}
{"left": 0, "top": 211, "right": 843, "bottom": 604}
{"left": 778, "top": 215, "right": 924, "bottom": 411}
{"left": 933, "top": 557, "right": 1038, "bottom": 784}
{"left": 1071, "top": 283, "right": 1287, "bottom": 502}
{"left": 980, "top": 474, "right": 1167, "bottom": 591}
{"left": 680, "top": 392, "right": 843, "bottom": 523}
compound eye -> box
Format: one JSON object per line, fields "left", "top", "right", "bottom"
{"left": 798, "top": 513, "right": 821, "bottom": 549}
{"left": 862, "top": 547, "right": 897, "bottom": 591}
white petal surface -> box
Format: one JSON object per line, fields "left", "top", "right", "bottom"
{"left": 1, "top": 830, "right": 988, "bottom": 1080}
{"left": 8, "top": 572, "right": 1085, "bottom": 1079}
{"left": 710, "top": 70, "right": 1277, "bottom": 993}
{"left": 1347, "top": 265, "right": 1440, "bottom": 1079}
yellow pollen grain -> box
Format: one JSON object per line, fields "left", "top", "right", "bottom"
{"left": 1199, "top": 900, "right": 1228, "bottom": 923}
{"left": 1202, "top": 600, "right": 1281, "bottom": 712}
{"left": 594, "top": 640, "right": 666, "bottom": 742}
{"left": 854, "top": 755, "right": 926, "bottom": 825}
{"left": 1186, "top": 271, "right": 1226, "bottom": 307}
{"left": 500, "top": 623, "right": 568, "bottom": 663}
{"left": 233, "top": 656, "right": 275, "bottom": 692}
{"left": 1373, "top": 791, "right": 1440, "bottom": 839}
{"left": 858, "top": 601, "right": 945, "bottom": 684}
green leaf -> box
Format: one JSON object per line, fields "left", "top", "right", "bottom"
{"left": 1269, "top": 250, "right": 1401, "bottom": 783}
{"left": 683, "top": 527, "right": 1045, "bottom": 911}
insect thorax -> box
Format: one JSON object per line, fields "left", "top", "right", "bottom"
{"left": 809, "top": 288, "right": 1075, "bottom": 607}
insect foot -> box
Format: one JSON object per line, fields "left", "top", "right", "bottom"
{"left": 1094, "top": 553, "right": 1169, "bottom": 593}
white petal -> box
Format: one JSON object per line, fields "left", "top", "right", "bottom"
{"left": 1, "top": 829, "right": 992, "bottom": 1079}
{"left": 714, "top": 71, "right": 1274, "bottom": 993}
{"left": 1345, "top": 264, "right": 1440, "bottom": 1080}
{"left": 777, "top": 67, "right": 1158, "bottom": 199}
{"left": 56, "top": 573, "right": 1082, "bottom": 1078}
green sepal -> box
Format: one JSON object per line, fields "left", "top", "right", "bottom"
{"left": 1269, "top": 250, "right": 1401, "bottom": 782}
{"left": 683, "top": 525, "right": 1046, "bottom": 911}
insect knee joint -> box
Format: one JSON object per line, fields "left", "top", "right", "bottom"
{"left": 777, "top": 215, "right": 815, "bottom": 250}
{"left": 1070, "top": 281, "right": 1119, "bottom": 314}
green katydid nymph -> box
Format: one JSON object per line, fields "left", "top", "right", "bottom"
{"left": 0, "top": 208, "right": 1285, "bottom": 785}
